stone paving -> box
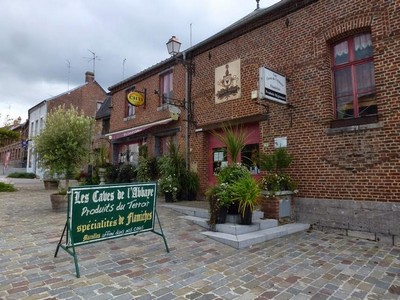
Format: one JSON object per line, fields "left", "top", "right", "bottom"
{"left": 0, "top": 177, "right": 400, "bottom": 299}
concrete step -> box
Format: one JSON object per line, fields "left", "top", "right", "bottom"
{"left": 163, "top": 203, "right": 310, "bottom": 249}
{"left": 182, "top": 215, "right": 278, "bottom": 234}
{"left": 201, "top": 223, "right": 310, "bottom": 249}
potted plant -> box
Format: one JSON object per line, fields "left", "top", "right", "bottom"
{"left": 158, "top": 174, "right": 179, "bottom": 202}
{"left": 34, "top": 106, "right": 94, "bottom": 210}
{"left": 186, "top": 170, "right": 199, "bottom": 201}
{"left": 43, "top": 170, "right": 59, "bottom": 190}
{"left": 157, "top": 140, "right": 186, "bottom": 202}
{"left": 259, "top": 147, "right": 297, "bottom": 220}
{"left": 95, "top": 145, "right": 109, "bottom": 185}
{"left": 230, "top": 172, "right": 261, "bottom": 225}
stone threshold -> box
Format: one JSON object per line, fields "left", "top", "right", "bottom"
{"left": 162, "top": 204, "right": 309, "bottom": 249}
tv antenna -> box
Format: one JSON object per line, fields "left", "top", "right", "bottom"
{"left": 84, "top": 49, "right": 101, "bottom": 75}
{"left": 66, "top": 60, "right": 71, "bottom": 91}
{"left": 122, "top": 58, "right": 126, "bottom": 79}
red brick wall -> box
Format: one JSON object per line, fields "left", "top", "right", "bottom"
{"left": 190, "top": 0, "right": 400, "bottom": 202}
{"left": 47, "top": 81, "right": 106, "bottom": 117}
{"left": 109, "top": 64, "right": 187, "bottom": 158}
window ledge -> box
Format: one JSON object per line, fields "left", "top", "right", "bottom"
{"left": 326, "top": 121, "right": 383, "bottom": 135}
{"left": 157, "top": 104, "right": 169, "bottom": 111}
{"left": 124, "top": 115, "right": 136, "bottom": 121}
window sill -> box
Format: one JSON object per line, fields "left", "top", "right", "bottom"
{"left": 157, "top": 104, "right": 169, "bottom": 111}
{"left": 327, "top": 116, "right": 382, "bottom": 135}
{"left": 124, "top": 115, "right": 136, "bottom": 121}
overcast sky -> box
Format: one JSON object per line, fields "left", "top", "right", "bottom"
{"left": 0, "top": 0, "right": 280, "bottom": 124}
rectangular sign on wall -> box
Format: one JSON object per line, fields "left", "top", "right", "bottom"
{"left": 68, "top": 183, "right": 157, "bottom": 246}
{"left": 259, "top": 67, "right": 287, "bottom": 104}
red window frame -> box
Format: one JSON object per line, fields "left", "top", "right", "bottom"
{"left": 160, "top": 71, "right": 173, "bottom": 105}
{"left": 331, "top": 33, "right": 376, "bottom": 119}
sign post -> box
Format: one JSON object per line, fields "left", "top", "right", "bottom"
{"left": 55, "top": 182, "right": 168, "bottom": 278}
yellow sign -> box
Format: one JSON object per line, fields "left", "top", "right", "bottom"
{"left": 127, "top": 91, "right": 145, "bottom": 106}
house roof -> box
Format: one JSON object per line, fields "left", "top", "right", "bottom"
{"left": 108, "top": 0, "right": 317, "bottom": 93}
{"left": 96, "top": 95, "right": 112, "bottom": 119}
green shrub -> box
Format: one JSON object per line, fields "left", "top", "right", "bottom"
{"left": 117, "top": 164, "right": 137, "bottom": 183}
{"left": 105, "top": 165, "right": 120, "bottom": 183}
{"left": 7, "top": 172, "right": 37, "bottom": 179}
{"left": 0, "top": 182, "right": 17, "bottom": 192}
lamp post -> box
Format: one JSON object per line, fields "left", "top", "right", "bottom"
{"left": 166, "top": 36, "right": 193, "bottom": 171}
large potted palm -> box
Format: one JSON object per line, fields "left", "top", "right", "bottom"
{"left": 34, "top": 106, "right": 94, "bottom": 210}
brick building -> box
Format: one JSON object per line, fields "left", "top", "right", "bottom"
{"left": 107, "top": 59, "right": 188, "bottom": 166}
{"left": 104, "top": 0, "right": 399, "bottom": 241}
{"left": 27, "top": 71, "right": 107, "bottom": 177}
{"left": 0, "top": 118, "right": 29, "bottom": 174}
{"left": 185, "top": 0, "right": 399, "bottom": 241}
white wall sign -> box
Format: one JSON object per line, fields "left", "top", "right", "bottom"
{"left": 274, "top": 137, "right": 287, "bottom": 148}
{"left": 259, "top": 67, "right": 287, "bottom": 104}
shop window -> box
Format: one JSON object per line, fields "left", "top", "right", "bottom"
{"left": 241, "top": 144, "right": 260, "bottom": 174}
{"left": 155, "top": 135, "right": 177, "bottom": 157}
{"left": 213, "top": 148, "right": 227, "bottom": 174}
{"left": 332, "top": 33, "right": 377, "bottom": 120}
{"left": 118, "top": 143, "right": 139, "bottom": 165}
{"left": 160, "top": 71, "right": 173, "bottom": 105}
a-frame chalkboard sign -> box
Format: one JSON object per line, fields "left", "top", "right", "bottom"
{"left": 55, "top": 182, "right": 169, "bottom": 278}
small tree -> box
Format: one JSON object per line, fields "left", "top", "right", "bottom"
{"left": 34, "top": 106, "right": 94, "bottom": 189}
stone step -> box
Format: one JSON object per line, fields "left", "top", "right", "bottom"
{"left": 201, "top": 223, "right": 310, "bottom": 249}
{"left": 182, "top": 215, "right": 278, "bottom": 234}
{"left": 163, "top": 203, "right": 310, "bottom": 249}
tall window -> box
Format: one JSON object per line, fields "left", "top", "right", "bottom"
{"left": 160, "top": 71, "right": 173, "bottom": 105}
{"left": 332, "top": 33, "right": 376, "bottom": 119}
{"left": 126, "top": 103, "right": 135, "bottom": 118}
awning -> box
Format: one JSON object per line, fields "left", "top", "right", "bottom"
{"left": 106, "top": 118, "right": 173, "bottom": 141}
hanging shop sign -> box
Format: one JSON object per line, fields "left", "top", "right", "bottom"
{"left": 259, "top": 67, "right": 287, "bottom": 104}
{"left": 127, "top": 91, "right": 145, "bottom": 106}
{"left": 55, "top": 183, "right": 169, "bottom": 277}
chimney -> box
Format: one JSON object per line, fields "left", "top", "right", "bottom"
{"left": 85, "top": 71, "right": 95, "bottom": 83}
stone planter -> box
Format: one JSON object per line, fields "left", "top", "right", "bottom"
{"left": 98, "top": 167, "right": 106, "bottom": 185}
{"left": 261, "top": 190, "right": 295, "bottom": 220}
{"left": 44, "top": 179, "right": 59, "bottom": 190}
{"left": 50, "top": 193, "right": 68, "bottom": 211}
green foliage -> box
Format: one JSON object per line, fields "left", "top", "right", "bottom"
{"left": 117, "top": 164, "right": 137, "bottom": 183}
{"left": 95, "top": 145, "right": 109, "bottom": 167}
{"left": 230, "top": 173, "right": 261, "bottom": 217}
{"left": 34, "top": 106, "right": 94, "bottom": 188}
{"left": 186, "top": 170, "right": 200, "bottom": 194}
{"left": 260, "top": 148, "right": 296, "bottom": 196}
{"left": 0, "top": 127, "right": 19, "bottom": 146}
{"left": 136, "top": 156, "right": 152, "bottom": 182}
{"left": 260, "top": 148, "right": 293, "bottom": 173}
{"left": 216, "top": 163, "right": 249, "bottom": 185}
{"left": 0, "top": 182, "right": 16, "bottom": 192}
{"left": 212, "top": 125, "right": 248, "bottom": 163}
{"left": 105, "top": 165, "right": 120, "bottom": 183}
{"left": 157, "top": 140, "right": 186, "bottom": 201}
{"left": 7, "top": 172, "right": 37, "bottom": 179}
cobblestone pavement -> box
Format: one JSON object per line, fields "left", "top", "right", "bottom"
{"left": 1, "top": 178, "right": 399, "bottom": 299}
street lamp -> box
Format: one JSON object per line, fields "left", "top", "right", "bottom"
{"left": 166, "top": 36, "right": 182, "bottom": 56}
{"left": 166, "top": 36, "right": 193, "bottom": 170}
